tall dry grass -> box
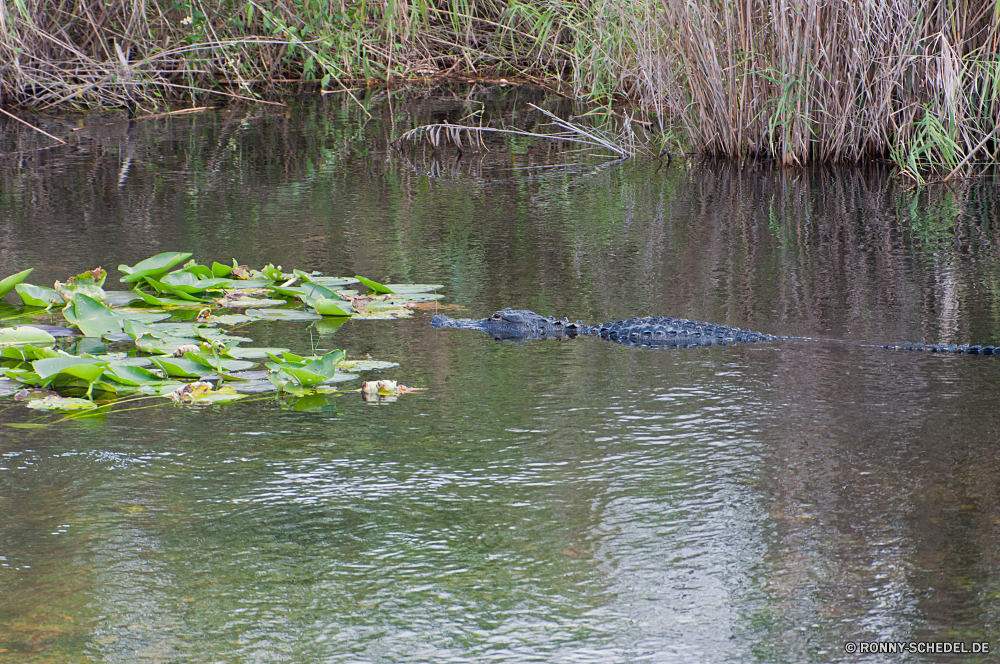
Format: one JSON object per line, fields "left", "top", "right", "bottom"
{"left": 611, "top": 0, "right": 1000, "bottom": 179}
{"left": 0, "top": 0, "right": 591, "bottom": 111}
{"left": 0, "top": 0, "right": 997, "bottom": 177}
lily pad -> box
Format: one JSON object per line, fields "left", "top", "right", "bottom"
{"left": 245, "top": 309, "right": 322, "bottom": 322}
{"left": 218, "top": 297, "right": 287, "bottom": 308}
{"left": 26, "top": 395, "right": 99, "bottom": 411}
{"left": 160, "top": 272, "right": 233, "bottom": 293}
{"left": 398, "top": 293, "right": 445, "bottom": 302}
{"left": 33, "top": 357, "right": 108, "bottom": 382}
{"left": 227, "top": 347, "right": 292, "bottom": 359}
{"left": 15, "top": 283, "right": 63, "bottom": 308}
{"left": 354, "top": 276, "right": 395, "bottom": 295}
{"left": 306, "top": 276, "right": 358, "bottom": 287}
{"left": 351, "top": 309, "right": 413, "bottom": 320}
{"left": 0, "top": 326, "right": 56, "bottom": 347}
{"left": 62, "top": 294, "right": 123, "bottom": 337}
{"left": 313, "top": 298, "right": 352, "bottom": 316}
{"left": 105, "top": 363, "right": 162, "bottom": 386}
{"left": 228, "top": 371, "right": 280, "bottom": 393}
{"left": 0, "top": 268, "right": 34, "bottom": 298}
{"left": 211, "top": 262, "right": 233, "bottom": 278}
{"left": 384, "top": 284, "right": 444, "bottom": 293}
{"left": 180, "top": 353, "right": 255, "bottom": 373}
{"left": 119, "top": 252, "right": 193, "bottom": 283}
{"left": 149, "top": 357, "right": 216, "bottom": 379}
{"left": 164, "top": 382, "right": 245, "bottom": 404}
{"left": 338, "top": 359, "right": 400, "bottom": 371}
{"left": 137, "top": 291, "right": 204, "bottom": 307}
{"left": 133, "top": 334, "right": 201, "bottom": 355}
{"left": 116, "top": 310, "right": 172, "bottom": 324}
{"left": 211, "top": 314, "right": 254, "bottom": 325}
{"left": 104, "top": 291, "right": 145, "bottom": 306}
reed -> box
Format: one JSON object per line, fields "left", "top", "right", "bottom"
{"left": 0, "top": 0, "right": 592, "bottom": 111}
{"left": 1, "top": 0, "right": 997, "bottom": 176}
{"left": 633, "top": 0, "right": 1000, "bottom": 179}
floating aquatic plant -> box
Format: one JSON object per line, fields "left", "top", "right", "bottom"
{"left": 0, "top": 253, "right": 438, "bottom": 413}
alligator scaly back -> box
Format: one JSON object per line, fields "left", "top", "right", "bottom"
{"left": 431, "top": 308, "right": 998, "bottom": 353}
{"left": 584, "top": 316, "right": 784, "bottom": 346}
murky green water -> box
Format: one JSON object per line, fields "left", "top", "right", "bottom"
{"left": 2, "top": 90, "right": 1000, "bottom": 662}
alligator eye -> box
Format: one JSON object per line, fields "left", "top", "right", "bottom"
{"left": 491, "top": 313, "right": 502, "bottom": 320}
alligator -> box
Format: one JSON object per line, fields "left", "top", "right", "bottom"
{"left": 430, "top": 308, "right": 997, "bottom": 354}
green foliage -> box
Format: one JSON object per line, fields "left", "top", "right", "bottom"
{"left": 0, "top": 253, "right": 437, "bottom": 411}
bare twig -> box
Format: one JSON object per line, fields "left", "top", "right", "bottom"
{"left": 0, "top": 107, "right": 66, "bottom": 145}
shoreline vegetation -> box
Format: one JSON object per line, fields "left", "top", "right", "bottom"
{"left": 1, "top": 0, "right": 998, "bottom": 180}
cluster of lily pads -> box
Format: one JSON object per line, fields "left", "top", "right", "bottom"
{"left": 0, "top": 252, "right": 442, "bottom": 412}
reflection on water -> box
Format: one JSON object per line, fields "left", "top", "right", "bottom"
{"left": 1, "top": 92, "right": 1000, "bottom": 662}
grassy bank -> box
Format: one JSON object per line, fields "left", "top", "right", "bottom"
{"left": 1, "top": 0, "right": 998, "bottom": 178}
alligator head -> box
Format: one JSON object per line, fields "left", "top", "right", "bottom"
{"left": 431, "top": 308, "right": 585, "bottom": 341}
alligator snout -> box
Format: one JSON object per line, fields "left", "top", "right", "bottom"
{"left": 430, "top": 314, "right": 457, "bottom": 328}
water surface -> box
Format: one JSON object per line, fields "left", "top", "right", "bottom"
{"left": 1, "top": 91, "right": 999, "bottom": 662}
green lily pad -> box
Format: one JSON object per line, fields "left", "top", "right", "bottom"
{"left": 322, "top": 372, "right": 360, "bottom": 383}
{"left": 104, "top": 363, "right": 162, "bottom": 386}
{"left": 218, "top": 297, "right": 287, "bottom": 308}
{"left": 180, "top": 353, "right": 255, "bottom": 373}
{"left": 104, "top": 291, "right": 144, "bottom": 306}
{"left": 100, "top": 355, "right": 153, "bottom": 367}
{"left": 350, "top": 309, "right": 413, "bottom": 320}
{"left": 220, "top": 279, "right": 275, "bottom": 290}
{"left": 161, "top": 382, "right": 245, "bottom": 404}
{"left": 119, "top": 252, "right": 193, "bottom": 283}
{"left": 0, "top": 326, "right": 56, "bottom": 347}
{"left": 211, "top": 262, "right": 233, "bottom": 278}
{"left": 306, "top": 276, "right": 358, "bottom": 287}
{"left": 354, "top": 276, "right": 395, "bottom": 294}
{"left": 137, "top": 290, "right": 204, "bottom": 307}
{"left": 150, "top": 357, "right": 216, "bottom": 378}
{"left": 146, "top": 323, "right": 201, "bottom": 337}
{"left": 26, "top": 395, "right": 99, "bottom": 411}
{"left": 338, "top": 359, "right": 399, "bottom": 371}
{"left": 15, "top": 283, "right": 63, "bottom": 308}
{"left": 0, "top": 268, "right": 34, "bottom": 298}
{"left": 227, "top": 347, "right": 291, "bottom": 359}
{"left": 62, "top": 294, "right": 123, "bottom": 337}
{"left": 33, "top": 357, "right": 108, "bottom": 382}
{"left": 116, "top": 310, "right": 172, "bottom": 324}
{"left": 196, "top": 328, "right": 251, "bottom": 344}
{"left": 161, "top": 272, "right": 233, "bottom": 293}
{"left": 143, "top": 277, "right": 208, "bottom": 301}
{"left": 245, "top": 309, "right": 322, "bottom": 322}
{"left": 211, "top": 314, "right": 254, "bottom": 325}
{"left": 314, "top": 298, "right": 352, "bottom": 316}
{"left": 398, "top": 293, "right": 445, "bottom": 302}
{"left": 133, "top": 334, "right": 201, "bottom": 355}
{"left": 229, "top": 371, "right": 280, "bottom": 393}
{"left": 1, "top": 343, "right": 60, "bottom": 360}
{"left": 384, "top": 284, "right": 444, "bottom": 293}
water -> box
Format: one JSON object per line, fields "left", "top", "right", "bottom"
{"left": 1, "top": 91, "right": 1000, "bottom": 662}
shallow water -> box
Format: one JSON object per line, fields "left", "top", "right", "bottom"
{"left": 1, "top": 90, "right": 1000, "bottom": 662}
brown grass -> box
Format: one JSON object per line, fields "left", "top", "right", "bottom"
{"left": 1, "top": 0, "right": 997, "bottom": 176}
